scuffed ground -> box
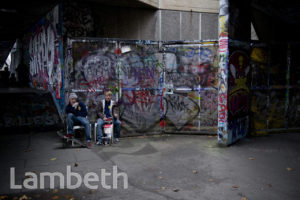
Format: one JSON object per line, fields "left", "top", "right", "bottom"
{"left": 0, "top": 132, "right": 300, "bottom": 200}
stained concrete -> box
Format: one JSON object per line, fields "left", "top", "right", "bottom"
{"left": 0, "top": 132, "right": 300, "bottom": 200}
{"left": 93, "top": 5, "right": 218, "bottom": 41}
{"left": 201, "top": 13, "right": 218, "bottom": 40}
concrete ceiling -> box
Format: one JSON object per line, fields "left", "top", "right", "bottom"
{"left": 0, "top": 0, "right": 59, "bottom": 41}
{"left": 0, "top": 0, "right": 300, "bottom": 67}
{"left": 0, "top": 0, "right": 153, "bottom": 67}
{"left": 0, "top": 0, "right": 59, "bottom": 67}
{"left": 251, "top": 0, "right": 300, "bottom": 41}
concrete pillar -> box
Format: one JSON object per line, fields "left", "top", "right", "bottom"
{"left": 217, "top": 0, "right": 229, "bottom": 145}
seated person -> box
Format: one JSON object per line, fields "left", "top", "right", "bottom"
{"left": 96, "top": 91, "right": 121, "bottom": 145}
{"left": 65, "top": 92, "right": 91, "bottom": 147}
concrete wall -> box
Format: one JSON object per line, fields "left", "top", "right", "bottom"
{"left": 92, "top": 6, "right": 218, "bottom": 41}
{"left": 23, "top": 5, "right": 65, "bottom": 114}
{"left": 159, "top": 0, "right": 219, "bottom": 13}
{"left": 0, "top": 89, "right": 62, "bottom": 132}
{"left": 66, "top": 39, "right": 219, "bottom": 136}
{"left": 61, "top": 1, "right": 218, "bottom": 41}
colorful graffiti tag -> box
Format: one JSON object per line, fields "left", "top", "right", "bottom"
{"left": 163, "top": 44, "right": 218, "bottom": 132}
{"left": 62, "top": 1, "right": 94, "bottom": 38}
{"left": 218, "top": 0, "right": 229, "bottom": 144}
{"left": 67, "top": 39, "right": 219, "bottom": 136}
{"left": 228, "top": 50, "right": 250, "bottom": 143}
{"left": 249, "top": 44, "right": 300, "bottom": 135}
{"left": 24, "top": 5, "right": 65, "bottom": 113}
{"left": 0, "top": 91, "right": 61, "bottom": 130}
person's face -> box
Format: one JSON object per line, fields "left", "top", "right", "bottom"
{"left": 70, "top": 98, "right": 77, "bottom": 105}
{"left": 105, "top": 93, "right": 112, "bottom": 101}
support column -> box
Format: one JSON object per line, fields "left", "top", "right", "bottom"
{"left": 217, "top": 0, "right": 229, "bottom": 144}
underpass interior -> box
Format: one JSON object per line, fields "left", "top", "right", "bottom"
{"left": 0, "top": 0, "right": 299, "bottom": 143}
{"left": 0, "top": 0, "right": 300, "bottom": 199}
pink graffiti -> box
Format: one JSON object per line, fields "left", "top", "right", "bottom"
{"left": 218, "top": 93, "right": 227, "bottom": 123}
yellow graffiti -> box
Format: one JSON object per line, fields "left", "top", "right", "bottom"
{"left": 219, "top": 16, "right": 228, "bottom": 36}
{"left": 251, "top": 48, "right": 267, "bottom": 63}
{"left": 230, "top": 78, "right": 249, "bottom": 95}
{"left": 188, "top": 92, "right": 201, "bottom": 101}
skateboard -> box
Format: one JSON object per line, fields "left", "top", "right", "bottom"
{"left": 57, "top": 130, "right": 87, "bottom": 148}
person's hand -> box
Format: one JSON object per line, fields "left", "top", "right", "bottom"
{"left": 103, "top": 117, "right": 107, "bottom": 121}
{"left": 73, "top": 102, "right": 79, "bottom": 107}
{"left": 114, "top": 113, "right": 118, "bottom": 118}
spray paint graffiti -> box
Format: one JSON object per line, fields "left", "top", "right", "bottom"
{"left": 250, "top": 47, "right": 268, "bottom": 88}
{"left": 118, "top": 42, "right": 163, "bottom": 134}
{"left": 164, "top": 46, "right": 218, "bottom": 89}
{"left": 228, "top": 50, "right": 250, "bottom": 142}
{"left": 0, "top": 92, "right": 61, "bottom": 129}
{"left": 120, "top": 90, "right": 161, "bottom": 133}
{"left": 67, "top": 40, "right": 219, "bottom": 135}
{"left": 200, "top": 90, "right": 218, "bottom": 128}
{"left": 163, "top": 44, "right": 218, "bottom": 132}
{"left": 218, "top": 0, "right": 229, "bottom": 144}
{"left": 68, "top": 41, "right": 118, "bottom": 121}
{"left": 228, "top": 51, "right": 250, "bottom": 118}
{"left": 62, "top": 1, "right": 94, "bottom": 37}
{"left": 163, "top": 93, "right": 200, "bottom": 131}
{"left": 68, "top": 40, "right": 164, "bottom": 135}
{"left": 250, "top": 47, "right": 269, "bottom": 134}
{"left": 249, "top": 44, "right": 300, "bottom": 134}
{"left": 25, "top": 5, "right": 64, "bottom": 113}
{"left": 250, "top": 91, "right": 268, "bottom": 133}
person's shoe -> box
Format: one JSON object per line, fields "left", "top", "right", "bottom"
{"left": 114, "top": 138, "right": 119, "bottom": 143}
{"left": 96, "top": 141, "right": 102, "bottom": 146}
{"left": 87, "top": 141, "right": 92, "bottom": 148}
{"left": 64, "top": 133, "right": 72, "bottom": 139}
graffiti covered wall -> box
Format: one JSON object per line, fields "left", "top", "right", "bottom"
{"left": 23, "top": 5, "right": 65, "bottom": 113}
{"left": 228, "top": 41, "right": 251, "bottom": 143}
{"left": 66, "top": 39, "right": 219, "bottom": 136}
{"left": 67, "top": 39, "right": 163, "bottom": 135}
{"left": 0, "top": 90, "right": 62, "bottom": 131}
{"left": 118, "top": 41, "right": 163, "bottom": 134}
{"left": 218, "top": 0, "right": 229, "bottom": 144}
{"left": 163, "top": 43, "right": 218, "bottom": 132}
{"left": 250, "top": 43, "right": 300, "bottom": 134}
{"left": 62, "top": 1, "right": 94, "bottom": 38}
{"left": 67, "top": 39, "right": 118, "bottom": 122}
{"left": 227, "top": 40, "right": 300, "bottom": 137}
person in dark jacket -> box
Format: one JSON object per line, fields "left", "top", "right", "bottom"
{"left": 65, "top": 92, "right": 91, "bottom": 147}
{"left": 96, "top": 91, "right": 121, "bottom": 145}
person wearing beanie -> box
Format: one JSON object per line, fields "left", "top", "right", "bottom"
{"left": 65, "top": 92, "right": 92, "bottom": 148}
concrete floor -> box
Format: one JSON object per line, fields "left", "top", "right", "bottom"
{"left": 0, "top": 132, "right": 300, "bottom": 200}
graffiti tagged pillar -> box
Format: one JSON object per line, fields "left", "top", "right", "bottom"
{"left": 218, "top": 0, "right": 229, "bottom": 144}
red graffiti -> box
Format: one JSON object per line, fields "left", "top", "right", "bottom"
{"left": 229, "top": 91, "right": 249, "bottom": 117}
{"left": 79, "top": 76, "right": 106, "bottom": 92}
{"left": 219, "top": 37, "right": 228, "bottom": 53}
{"left": 124, "top": 90, "right": 158, "bottom": 112}
{"left": 218, "top": 93, "right": 227, "bottom": 123}
{"left": 219, "top": 93, "right": 227, "bottom": 104}
{"left": 160, "top": 120, "right": 166, "bottom": 128}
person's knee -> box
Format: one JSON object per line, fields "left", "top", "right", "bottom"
{"left": 67, "top": 113, "right": 74, "bottom": 119}
{"left": 82, "top": 120, "right": 90, "bottom": 127}
{"left": 97, "top": 118, "right": 104, "bottom": 126}
{"left": 115, "top": 120, "right": 121, "bottom": 127}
